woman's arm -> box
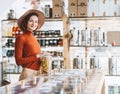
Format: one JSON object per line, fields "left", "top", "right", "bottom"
{"left": 15, "top": 35, "right": 38, "bottom": 66}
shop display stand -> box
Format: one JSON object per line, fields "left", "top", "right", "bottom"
{"left": 1, "top": 19, "right": 20, "bottom": 86}
{"left": 66, "top": 16, "right": 120, "bottom": 74}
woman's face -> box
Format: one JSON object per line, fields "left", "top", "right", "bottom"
{"left": 27, "top": 15, "right": 38, "bottom": 31}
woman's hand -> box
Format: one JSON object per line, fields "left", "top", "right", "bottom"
{"left": 36, "top": 51, "right": 52, "bottom": 60}
{"left": 41, "top": 51, "right": 51, "bottom": 56}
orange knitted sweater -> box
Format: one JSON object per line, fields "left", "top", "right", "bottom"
{"left": 15, "top": 31, "right": 41, "bottom": 71}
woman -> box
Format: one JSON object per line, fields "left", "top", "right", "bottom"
{"left": 15, "top": 9, "right": 45, "bottom": 81}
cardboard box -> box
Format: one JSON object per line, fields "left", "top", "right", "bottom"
{"left": 44, "top": 5, "right": 52, "bottom": 18}
{"left": 52, "top": 7, "right": 63, "bottom": 18}
{"left": 68, "top": 0, "right": 77, "bottom": 17}
{"left": 77, "top": 6, "right": 88, "bottom": 17}
{"left": 77, "top": 0, "right": 88, "bottom": 17}
{"left": 68, "top": 0, "right": 77, "bottom": 6}
{"left": 52, "top": 0, "right": 62, "bottom": 7}
{"left": 52, "top": 0, "right": 63, "bottom": 18}
{"left": 77, "top": 0, "right": 88, "bottom": 6}
{"left": 107, "top": 31, "right": 120, "bottom": 46}
{"left": 68, "top": 6, "right": 77, "bottom": 17}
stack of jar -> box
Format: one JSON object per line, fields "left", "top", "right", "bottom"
{"left": 12, "top": 26, "right": 22, "bottom": 37}
{"left": 34, "top": 30, "right": 61, "bottom": 37}
{"left": 37, "top": 38, "right": 63, "bottom": 47}
{"left": 5, "top": 39, "right": 14, "bottom": 47}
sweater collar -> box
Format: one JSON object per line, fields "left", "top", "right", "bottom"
{"left": 24, "top": 30, "right": 33, "bottom": 34}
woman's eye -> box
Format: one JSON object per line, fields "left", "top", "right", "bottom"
{"left": 35, "top": 21, "right": 38, "bottom": 23}
{"left": 29, "top": 20, "right": 33, "bottom": 22}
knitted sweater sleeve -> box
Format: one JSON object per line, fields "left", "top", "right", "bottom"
{"left": 15, "top": 35, "right": 38, "bottom": 66}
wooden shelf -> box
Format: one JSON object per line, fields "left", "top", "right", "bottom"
{"left": 2, "top": 16, "right": 120, "bottom": 22}
{"left": 69, "top": 16, "right": 120, "bottom": 21}
{"left": 35, "top": 36, "right": 63, "bottom": 38}
{"left": 70, "top": 45, "right": 108, "bottom": 47}
{"left": 1, "top": 19, "right": 17, "bottom": 21}
{"left": 4, "top": 72, "right": 20, "bottom": 74}
{"left": 45, "top": 18, "right": 62, "bottom": 21}
{"left": 2, "top": 36, "right": 15, "bottom": 38}
{"left": 1, "top": 18, "right": 62, "bottom": 22}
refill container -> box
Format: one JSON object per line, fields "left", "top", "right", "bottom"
{"left": 62, "top": 0, "right": 68, "bottom": 16}
{"left": 112, "top": 41, "right": 116, "bottom": 46}
{"left": 44, "top": 5, "right": 52, "bottom": 18}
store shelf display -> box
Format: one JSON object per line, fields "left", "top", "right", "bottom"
{"left": 1, "top": 17, "right": 64, "bottom": 85}
{"left": 0, "top": 69, "right": 103, "bottom": 94}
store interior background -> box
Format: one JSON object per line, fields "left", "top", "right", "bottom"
{"left": 1, "top": 0, "right": 120, "bottom": 94}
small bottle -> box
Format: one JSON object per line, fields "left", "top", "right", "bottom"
{"left": 7, "top": 27, "right": 12, "bottom": 36}
{"left": 15, "top": 27, "right": 19, "bottom": 36}
{"left": 57, "top": 30, "right": 61, "bottom": 36}
{"left": 12, "top": 26, "right": 16, "bottom": 37}
{"left": 40, "top": 31, "right": 44, "bottom": 37}
{"left": 45, "top": 39, "right": 49, "bottom": 46}
{"left": 48, "top": 30, "right": 52, "bottom": 37}
{"left": 16, "top": 26, "right": 21, "bottom": 36}
{"left": 49, "top": 39, "right": 53, "bottom": 46}
{"left": 51, "top": 30, "right": 55, "bottom": 37}
{"left": 58, "top": 38, "right": 63, "bottom": 46}
{"left": 42, "top": 39, "right": 46, "bottom": 46}
{"left": 53, "top": 39, "right": 57, "bottom": 46}
{"left": 112, "top": 41, "right": 116, "bottom": 46}
{"left": 45, "top": 30, "right": 49, "bottom": 37}
{"left": 54, "top": 30, "right": 60, "bottom": 36}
